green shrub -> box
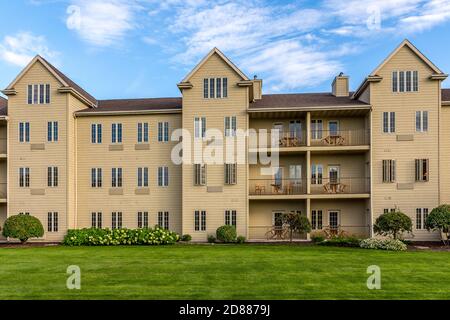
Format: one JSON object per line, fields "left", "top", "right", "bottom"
{"left": 374, "top": 210, "right": 412, "bottom": 239}
{"left": 62, "top": 227, "right": 179, "bottom": 246}
{"left": 360, "top": 238, "right": 407, "bottom": 251}
{"left": 311, "top": 233, "right": 325, "bottom": 243}
{"left": 216, "top": 225, "right": 237, "bottom": 243}
{"left": 181, "top": 234, "right": 192, "bottom": 242}
{"left": 207, "top": 235, "right": 216, "bottom": 243}
{"left": 2, "top": 215, "right": 44, "bottom": 243}
{"left": 236, "top": 236, "right": 246, "bottom": 244}
{"left": 318, "top": 236, "right": 361, "bottom": 248}
{"left": 425, "top": 205, "right": 450, "bottom": 245}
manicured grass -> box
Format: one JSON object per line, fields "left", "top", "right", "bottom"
{"left": 0, "top": 244, "right": 449, "bottom": 300}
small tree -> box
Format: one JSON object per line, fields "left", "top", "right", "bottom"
{"left": 282, "top": 212, "right": 311, "bottom": 242}
{"left": 3, "top": 215, "right": 44, "bottom": 243}
{"left": 216, "top": 225, "right": 237, "bottom": 243}
{"left": 374, "top": 210, "right": 412, "bottom": 240}
{"left": 425, "top": 205, "right": 450, "bottom": 245}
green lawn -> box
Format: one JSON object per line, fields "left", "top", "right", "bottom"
{"left": 0, "top": 244, "right": 449, "bottom": 300}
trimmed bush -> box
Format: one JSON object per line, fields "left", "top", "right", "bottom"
{"left": 310, "top": 232, "right": 326, "bottom": 243}
{"left": 318, "top": 236, "right": 361, "bottom": 248}
{"left": 236, "top": 236, "right": 246, "bottom": 244}
{"left": 207, "top": 235, "right": 216, "bottom": 243}
{"left": 181, "top": 234, "right": 192, "bottom": 242}
{"left": 62, "top": 227, "right": 179, "bottom": 246}
{"left": 374, "top": 210, "right": 412, "bottom": 239}
{"left": 2, "top": 215, "right": 44, "bottom": 243}
{"left": 360, "top": 238, "right": 407, "bottom": 251}
{"left": 425, "top": 205, "right": 450, "bottom": 245}
{"left": 216, "top": 225, "right": 237, "bottom": 243}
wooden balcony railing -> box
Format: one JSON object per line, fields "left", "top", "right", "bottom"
{"left": 249, "top": 130, "right": 306, "bottom": 149}
{"left": 310, "top": 129, "right": 369, "bottom": 146}
{"left": 249, "top": 178, "right": 306, "bottom": 196}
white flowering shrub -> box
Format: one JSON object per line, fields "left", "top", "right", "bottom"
{"left": 360, "top": 238, "right": 407, "bottom": 251}
{"left": 63, "top": 227, "right": 179, "bottom": 246}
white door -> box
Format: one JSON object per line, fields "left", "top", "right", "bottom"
{"left": 328, "top": 121, "right": 339, "bottom": 136}
{"left": 328, "top": 166, "right": 340, "bottom": 184}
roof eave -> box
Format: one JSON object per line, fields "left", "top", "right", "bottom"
{"left": 74, "top": 108, "right": 182, "bottom": 117}
{"left": 248, "top": 104, "right": 372, "bottom": 113}
{"left": 58, "top": 87, "right": 97, "bottom": 107}
{"left": 430, "top": 74, "right": 448, "bottom": 80}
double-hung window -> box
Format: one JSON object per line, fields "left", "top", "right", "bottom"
{"left": 224, "top": 116, "right": 237, "bottom": 137}
{"left": 27, "top": 84, "right": 50, "bottom": 104}
{"left": 47, "top": 121, "right": 58, "bottom": 142}
{"left": 158, "top": 211, "right": 169, "bottom": 229}
{"left": 311, "top": 164, "right": 323, "bottom": 184}
{"left": 111, "top": 212, "right": 123, "bottom": 229}
{"left": 224, "top": 163, "right": 237, "bottom": 185}
{"left": 194, "top": 210, "right": 206, "bottom": 231}
{"left": 47, "top": 167, "right": 58, "bottom": 187}
{"left": 194, "top": 164, "right": 207, "bottom": 186}
{"left": 392, "top": 71, "right": 419, "bottom": 93}
{"left": 48, "top": 212, "right": 58, "bottom": 232}
{"left": 91, "top": 168, "right": 102, "bottom": 187}
{"left": 137, "top": 123, "right": 149, "bottom": 143}
{"left": 91, "top": 124, "right": 102, "bottom": 143}
{"left": 158, "top": 122, "right": 169, "bottom": 142}
{"left": 203, "top": 78, "right": 228, "bottom": 98}
{"left": 19, "top": 167, "right": 30, "bottom": 187}
{"left": 111, "top": 168, "right": 123, "bottom": 187}
{"left": 415, "top": 159, "right": 429, "bottom": 182}
{"left": 194, "top": 117, "right": 206, "bottom": 139}
{"left": 311, "top": 119, "right": 323, "bottom": 139}
{"left": 138, "top": 211, "right": 149, "bottom": 228}
{"left": 19, "top": 122, "right": 30, "bottom": 142}
{"left": 158, "top": 166, "right": 169, "bottom": 187}
{"left": 111, "top": 123, "right": 122, "bottom": 143}
{"left": 382, "top": 112, "right": 395, "bottom": 133}
{"left": 224, "top": 210, "right": 237, "bottom": 227}
{"left": 382, "top": 160, "right": 396, "bottom": 183}
{"left": 137, "top": 167, "right": 149, "bottom": 187}
{"left": 311, "top": 210, "right": 323, "bottom": 230}
{"left": 416, "top": 208, "right": 429, "bottom": 230}
{"left": 415, "top": 111, "right": 428, "bottom": 132}
{"left": 91, "top": 212, "right": 102, "bottom": 228}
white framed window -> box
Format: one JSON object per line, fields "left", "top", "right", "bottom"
{"left": 19, "top": 212, "right": 30, "bottom": 215}
{"left": 111, "top": 123, "right": 122, "bottom": 143}
{"left": 416, "top": 208, "right": 429, "bottom": 230}
{"left": 225, "top": 210, "right": 237, "bottom": 227}
{"left": 311, "top": 210, "right": 323, "bottom": 230}
{"left": 47, "top": 121, "right": 58, "bottom": 142}
{"left": 92, "top": 212, "right": 102, "bottom": 228}
{"left": 111, "top": 168, "right": 123, "bottom": 187}
{"left": 194, "top": 164, "right": 207, "bottom": 186}
{"left": 137, "top": 123, "right": 149, "bottom": 143}
{"left": 203, "top": 78, "right": 228, "bottom": 98}
{"left": 383, "top": 208, "right": 396, "bottom": 214}
{"left": 392, "top": 71, "right": 419, "bottom": 93}
{"left": 47, "top": 212, "right": 58, "bottom": 232}
{"left": 415, "top": 111, "right": 428, "bottom": 132}
{"left": 328, "top": 211, "right": 339, "bottom": 231}
{"left": 415, "top": 159, "right": 429, "bottom": 182}
{"left": 194, "top": 210, "right": 206, "bottom": 231}
{"left": 382, "top": 160, "right": 396, "bottom": 183}
{"left": 194, "top": 117, "right": 206, "bottom": 139}
{"left": 158, "top": 166, "right": 169, "bottom": 187}
{"left": 158, "top": 122, "right": 169, "bottom": 142}
{"left": 27, "top": 84, "right": 50, "bottom": 104}
{"left": 224, "top": 116, "right": 237, "bottom": 137}
{"left": 224, "top": 163, "right": 237, "bottom": 185}
{"left": 382, "top": 112, "right": 395, "bottom": 133}
{"left": 47, "top": 166, "right": 58, "bottom": 187}
{"left": 137, "top": 167, "right": 148, "bottom": 187}
{"left": 91, "top": 124, "right": 102, "bottom": 143}
{"left": 138, "top": 211, "right": 148, "bottom": 228}
{"left": 158, "top": 211, "right": 169, "bottom": 229}
{"left": 19, "top": 122, "right": 30, "bottom": 143}
{"left": 311, "top": 164, "right": 323, "bottom": 185}
{"left": 91, "top": 168, "right": 102, "bottom": 187}
{"left": 112, "top": 212, "right": 122, "bottom": 229}
{"left": 311, "top": 119, "right": 323, "bottom": 139}
{"left": 19, "top": 167, "right": 30, "bottom": 187}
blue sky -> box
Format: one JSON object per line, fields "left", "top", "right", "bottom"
{"left": 0, "top": 0, "right": 449, "bottom": 100}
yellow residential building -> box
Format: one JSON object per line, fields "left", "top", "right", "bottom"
{"left": 1, "top": 39, "right": 449, "bottom": 242}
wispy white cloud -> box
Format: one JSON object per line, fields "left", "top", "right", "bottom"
{"left": 0, "top": 32, "right": 59, "bottom": 67}
{"left": 399, "top": 0, "right": 450, "bottom": 32}
{"left": 66, "top": 0, "right": 139, "bottom": 47}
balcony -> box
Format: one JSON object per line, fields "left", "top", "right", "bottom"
{"left": 310, "top": 129, "right": 369, "bottom": 147}
{"left": 249, "top": 178, "right": 306, "bottom": 196}
{"left": 249, "top": 130, "right": 306, "bottom": 150}
{"left": 0, "top": 183, "right": 6, "bottom": 201}
{"left": 310, "top": 177, "right": 370, "bottom": 195}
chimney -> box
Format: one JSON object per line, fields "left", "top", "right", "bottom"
{"left": 251, "top": 76, "right": 263, "bottom": 101}
{"left": 332, "top": 72, "right": 349, "bottom": 97}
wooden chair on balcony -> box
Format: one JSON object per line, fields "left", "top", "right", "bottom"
{"left": 254, "top": 185, "right": 265, "bottom": 195}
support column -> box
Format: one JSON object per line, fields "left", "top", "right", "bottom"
{"left": 306, "top": 111, "right": 311, "bottom": 147}
{"left": 306, "top": 198, "right": 311, "bottom": 240}
{"left": 306, "top": 150, "right": 311, "bottom": 195}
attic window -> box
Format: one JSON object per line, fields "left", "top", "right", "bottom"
{"left": 392, "top": 71, "right": 418, "bottom": 93}
{"left": 28, "top": 84, "right": 50, "bottom": 104}
{"left": 203, "top": 78, "right": 228, "bottom": 99}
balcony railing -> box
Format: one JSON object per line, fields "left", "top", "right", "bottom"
{"left": 248, "top": 226, "right": 307, "bottom": 240}
{"left": 310, "top": 177, "right": 370, "bottom": 194}
{"left": 0, "top": 138, "right": 6, "bottom": 154}
{"left": 0, "top": 183, "right": 6, "bottom": 199}
{"left": 249, "top": 178, "right": 307, "bottom": 196}
{"left": 249, "top": 130, "right": 306, "bottom": 149}
{"left": 310, "top": 129, "right": 369, "bottom": 146}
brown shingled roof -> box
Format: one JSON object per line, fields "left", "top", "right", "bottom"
{"left": 76, "top": 97, "right": 182, "bottom": 114}
{"left": 39, "top": 56, "right": 97, "bottom": 106}
{"left": 250, "top": 93, "right": 369, "bottom": 109}
{"left": 0, "top": 96, "right": 7, "bottom": 116}
{"left": 443, "top": 88, "right": 450, "bottom": 102}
